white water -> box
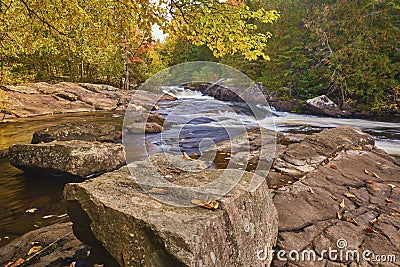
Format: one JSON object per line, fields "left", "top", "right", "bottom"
{"left": 162, "top": 86, "right": 400, "bottom": 155}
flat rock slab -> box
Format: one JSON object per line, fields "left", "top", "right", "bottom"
{"left": 9, "top": 140, "right": 125, "bottom": 178}
{"left": 31, "top": 122, "right": 119, "bottom": 144}
{"left": 272, "top": 126, "right": 375, "bottom": 178}
{"left": 0, "top": 222, "right": 89, "bottom": 267}
{"left": 271, "top": 146, "right": 400, "bottom": 266}
{"left": 64, "top": 157, "right": 278, "bottom": 267}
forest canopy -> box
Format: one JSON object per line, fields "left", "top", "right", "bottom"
{"left": 0, "top": 0, "right": 399, "bottom": 114}
{"left": 0, "top": 0, "right": 278, "bottom": 86}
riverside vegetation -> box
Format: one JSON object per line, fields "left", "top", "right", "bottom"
{"left": 0, "top": 0, "right": 399, "bottom": 116}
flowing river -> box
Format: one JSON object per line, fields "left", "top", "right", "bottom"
{"left": 0, "top": 88, "right": 399, "bottom": 246}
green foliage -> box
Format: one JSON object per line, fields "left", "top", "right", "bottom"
{"left": 0, "top": 0, "right": 279, "bottom": 86}
{"left": 0, "top": 89, "right": 10, "bottom": 114}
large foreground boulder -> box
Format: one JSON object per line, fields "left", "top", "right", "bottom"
{"left": 31, "top": 122, "right": 120, "bottom": 144}
{"left": 64, "top": 154, "right": 279, "bottom": 266}
{"left": 9, "top": 141, "right": 125, "bottom": 179}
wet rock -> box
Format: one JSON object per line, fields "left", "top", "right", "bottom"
{"left": 65, "top": 154, "right": 278, "bottom": 267}
{"left": 125, "top": 122, "right": 163, "bottom": 134}
{"left": 124, "top": 112, "right": 167, "bottom": 134}
{"left": 271, "top": 147, "right": 400, "bottom": 266}
{"left": 31, "top": 123, "right": 119, "bottom": 144}
{"left": 269, "top": 100, "right": 295, "bottom": 112}
{"left": 0, "top": 222, "right": 90, "bottom": 267}
{"left": 304, "top": 95, "right": 347, "bottom": 117}
{"left": 9, "top": 141, "right": 125, "bottom": 179}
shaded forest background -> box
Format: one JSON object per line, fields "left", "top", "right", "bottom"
{"left": 1, "top": 0, "right": 399, "bottom": 114}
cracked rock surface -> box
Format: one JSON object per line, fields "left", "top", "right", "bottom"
{"left": 268, "top": 127, "right": 399, "bottom": 266}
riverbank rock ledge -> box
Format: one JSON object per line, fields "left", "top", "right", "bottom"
{"left": 31, "top": 122, "right": 121, "bottom": 144}
{"left": 9, "top": 141, "right": 125, "bottom": 179}
{"left": 0, "top": 82, "right": 176, "bottom": 119}
{"left": 64, "top": 154, "right": 279, "bottom": 267}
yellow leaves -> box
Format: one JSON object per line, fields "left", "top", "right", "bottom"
{"left": 28, "top": 245, "right": 42, "bottom": 255}
{"left": 25, "top": 208, "right": 37, "bottom": 214}
{"left": 183, "top": 152, "right": 193, "bottom": 161}
{"left": 365, "top": 227, "right": 378, "bottom": 234}
{"left": 369, "top": 218, "right": 377, "bottom": 225}
{"left": 5, "top": 258, "right": 24, "bottom": 267}
{"left": 339, "top": 199, "right": 345, "bottom": 208}
{"left": 337, "top": 212, "right": 343, "bottom": 220}
{"left": 372, "top": 172, "right": 381, "bottom": 179}
{"left": 344, "top": 193, "right": 356, "bottom": 199}
{"left": 308, "top": 186, "right": 315, "bottom": 194}
{"left": 387, "top": 184, "right": 396, "bottom": 189}
{"left": 346, "top": 217, "right": 359, "bottom": 226}
{"left": 191, "top": 199, "right": 219, "bottom": 211}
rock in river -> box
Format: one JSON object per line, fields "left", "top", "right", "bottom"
{"left": 8, "top": 140, "right": 125, "bottom": 179}
{"left": 64, "top": 153, "right": 278, "bottom": 267}
{"left": 304, "top": 95, "right": 347, "bottom": 117}
{"left": 31, "top": 122, "right": 120, "bottom": 144}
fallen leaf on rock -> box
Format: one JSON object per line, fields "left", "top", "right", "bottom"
{"left": 346, "top": 217, "right": 359, "bottom": 226}
{"left": 385, "top": 198, "right": 393, "bottom": 204}
{"left": 372, "top": 172, "right": 381, "bottom": 179}
{"left": 269, "top": 185, "right": 279, "bottom": 189}
{"left": 339, "top": 199, "right": 345, "bottom": 208}
{"left": 148, "top": 187, "right": 169, "bottom": 195}
{"left": 330, "top": 195, "right": 338, "bottom": 201}
{"left": 330, "top": 165, "right": 338, "bottom": 170}
{"left": 298, "top": 175, "right": 307, "bottom": 181}
{"left": 28, "top": 245, "right": 42, "bottom": 255}
{"left": 308, "top": 187, "right": 315, "bottom": 194}
{"left": 369, "top": 218, "right": 377, "bottom": 225}
{"left": 25, "top": 208, "right": 37, "bottom": 213}
{"left": 365, "top": 227, "right": 378, "bottom": 233}
{"left": 387, "top": 184, "right": 396, "bottom": 189}
{"left": 183, "top": 152, "right": 193, "bottom": 161}
{"left": 364, "top": 169, "right": 369, "bottom": 174}
{"left": 354, "top": 145, "right": 363, "bottom": 150}
{"left": 167, "top": 169, "right": 181, "bottom": 174}
{"left": 337, "top": 212, "right": 343, "bottom": 220}
{"left": 344, "top": 193, "right": 356, "bottom": 198}
{"left": 191, "top": 199, "right": 219, "bottom": 211}
{"left": 6, "top": 258, "right": 24, "bottom": 267}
